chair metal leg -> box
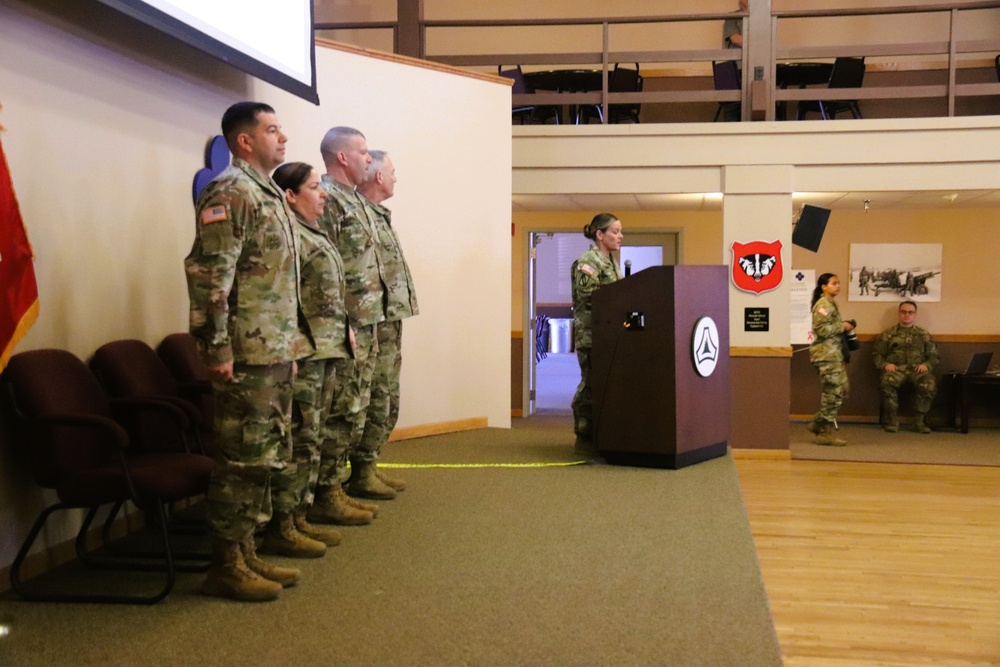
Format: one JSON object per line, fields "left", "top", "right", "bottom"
{"left": 11, "top": 501, "right": 176, "bottom": 604}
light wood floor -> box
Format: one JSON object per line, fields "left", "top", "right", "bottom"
{"left": 735, "top": 458, "right": 1000, "bottom": 667}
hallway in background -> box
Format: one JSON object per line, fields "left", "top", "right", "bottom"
{"left": 534, "top": 351, "right": 578, "bottom": 413}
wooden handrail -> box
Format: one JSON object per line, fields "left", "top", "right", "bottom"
{"left": 772, "top": 1, "right": 1000, "bottom": 18}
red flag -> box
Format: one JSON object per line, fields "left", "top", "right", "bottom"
{"left": 0, "top": 134, "right": 39, "bottom": 372}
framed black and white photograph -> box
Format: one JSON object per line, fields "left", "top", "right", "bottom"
{"left": 849, "top": 243, "right": 942, "bottom": 302}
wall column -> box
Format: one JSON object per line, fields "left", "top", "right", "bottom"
{"left": 722, "top": 165, "right": 793, "bottom": 449}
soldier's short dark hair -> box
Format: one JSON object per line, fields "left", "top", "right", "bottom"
{"left": 272, "top": 161, "right": 315, "bottom": 194}
{"left": 221, "top": 102, "right": 275, "bottom": 154}
{"left": 900, "top": 300, "right": 917, "bottom": 312}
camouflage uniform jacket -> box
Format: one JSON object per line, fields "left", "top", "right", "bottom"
{"left": 363, "top": 198, "right": 419, "bottom": 322}
{"left": 296, "top": 215, "right": 351, "bottom": 360}
{"left": 184, "top": 157, "right": 310, "bottom": 366}
{"left": 571, "top": 245, "right": 622, "bottom": 350}
{"left": 873, "top": 324, "right": 938, "bottom": 371}
{"left": 809, "top": 295, "right": 844, "bottom": 363}
{"left": 318, "top": 175, "right": 386, "bottom": 326}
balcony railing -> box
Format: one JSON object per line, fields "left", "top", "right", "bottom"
{"left": 315, "top": 2, "right": 1000, "bottom": 122}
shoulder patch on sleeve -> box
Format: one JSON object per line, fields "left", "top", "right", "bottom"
{"left": 579, "top": 263, "right": 595, "bottom": 276}
{"left": 201, "top": 206, "right": 228, "bottom": 224}
{"left": 818, "top": 307, "right": 828, "bottom": 316}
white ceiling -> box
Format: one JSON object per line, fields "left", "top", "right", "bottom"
{"left": 512, "top": 190, "right": 1000, "bottom": 212}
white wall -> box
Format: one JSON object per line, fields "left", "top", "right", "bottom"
{"left": 0, "top": 0, "right": 511, "bottom": 569}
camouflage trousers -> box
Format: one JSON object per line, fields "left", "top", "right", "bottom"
{"left": 267, "top": 358, "right": 336, "bottom": 513}
{"left": 880, "top": 367, "right": 937, "bottom": 414}
{"left": 342, "top": 323, "right": 378, "bottom": 466}
{"left": 813, "top": 359, "right": 849, "bottom": 424}
{"left": 571, "top": 347, "right": 593, "bottom": 440}
{"left": 316, "top": 356, "right": 358, "bottom": 488}
{"left": 205, "top": 363, "right": 294, "bottom": 542}
{"left": 357, "top": 319, "right": 403, "bottom": 462}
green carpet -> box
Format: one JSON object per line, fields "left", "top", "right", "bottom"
{"left": 0, "top": 416, "right": 781, "bottom": 667}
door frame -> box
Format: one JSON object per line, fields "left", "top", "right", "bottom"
{"left": 521, "top": 226, "right": 682, "bottom": 416}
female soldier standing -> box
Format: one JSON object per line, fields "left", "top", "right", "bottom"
{"left": 809, "top": 273, "right": 855, "bottom": 446}
{"left": 570, "top": 213, "right": 623, "bottom": 458}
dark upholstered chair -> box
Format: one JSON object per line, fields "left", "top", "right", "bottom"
{"left": 498, "top": 65, "right": 560, "bottom": 125}
{"left": 579, "top": 63, "right": 643, "bottom": 124}
{"left": 712, "top": 60, "right": 742, "bottom": 122}
{"left": 4, "top": 348, "right": 213, "bottom": 604}
{"left": 797, "top": 57, "right": 866, "bottom": 120}
{"left": 157, "top": 333, "right": 214, "bottom": 434}
{"left": 92, "top": 339, "right": 211, "bottom": 456}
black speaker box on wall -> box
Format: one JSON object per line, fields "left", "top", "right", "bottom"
{"left": 792, "top": 205, "right": 831, "bottom": 252}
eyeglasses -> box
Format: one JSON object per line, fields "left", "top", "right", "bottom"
{"left": 899, "top": 310, "right": 917, "bottom": 315}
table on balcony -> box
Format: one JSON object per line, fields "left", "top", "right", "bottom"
{"left": 774, "top": 62, "right": 834, "bottom": 120}
{"left": 522, "top": 69, "right": 603, "bottom": 123}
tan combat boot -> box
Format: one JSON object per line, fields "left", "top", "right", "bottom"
{"left": 816, "top": 424, "right": 847, "bottom": 447}
{"left": 308, "top": 485, "right": 374, "bottom": 525}
{"left": 241, "top": 538, "right": 301, "bottom": 587}
{"left": 201, "top": 539, "right": 282, "bottom": 601}
{"left": 258, "top": 513, "right": 327, "bottom": 558}
{"left": 343, "top": 492, "right": 379, "bottom": 518}
{"left": 347, "top": 461, "right": 397, "bottom": 500}
{"left": 913, "top": 413, "right": 931, "bottom": 434}
{"left": 293, "top": 511, "right": 343, "bottom": 546}
{"left": 882, "top": 408, "right": 899, "bottom": 433}
{"left": 375, "top": 465, "right": 406, "bottom": 492}
{"left": 806, "top": 420, "right": 823, "bottom": 435}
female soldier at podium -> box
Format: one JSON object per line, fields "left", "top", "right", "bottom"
{"left": 570, "top": 213, "right": 624, "bottom": 458}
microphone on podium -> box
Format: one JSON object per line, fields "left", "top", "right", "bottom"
{"left": 624, "top": 259, "right": 632, "bottom": 277}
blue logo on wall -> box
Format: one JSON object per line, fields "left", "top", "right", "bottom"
{"left": 192, "top": 135, "right": 229, "bottom": 203}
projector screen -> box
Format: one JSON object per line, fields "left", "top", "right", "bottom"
{"left": 95, "top": 0, "right": 319, "bottom": 104}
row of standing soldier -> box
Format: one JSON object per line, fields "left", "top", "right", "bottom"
{"left": 184, "top": 102, "right": 418, "bottom": 602}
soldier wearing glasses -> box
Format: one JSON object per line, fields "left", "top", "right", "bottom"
{"left": 874, "top": 301, "right": 939, "bottom": 434}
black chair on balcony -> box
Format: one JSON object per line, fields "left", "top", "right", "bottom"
{"left": 579, "top": 63, "right": 643, "bottom": 124}
{"left": 796, "top": 57, "right": 866, "bottom": 120}
{"left": 712, "top": 60, "right": 742, "bottom": 122}
{"left": 498, "top": 65, "right": 559, "bottom": 125}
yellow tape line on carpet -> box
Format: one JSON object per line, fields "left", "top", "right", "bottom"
{"left": 375, "top": 461, "right": 590, "bottom": 469}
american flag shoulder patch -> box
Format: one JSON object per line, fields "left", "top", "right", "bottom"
{"left": 579, "top": 263, "right": 595, "bottom": 276}
{"left": 201, "top": 206, "right": 227, "bottom": 224}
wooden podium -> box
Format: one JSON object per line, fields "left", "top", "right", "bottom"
{"left": 591, "top": 265, "right": 730, "bottom": 469}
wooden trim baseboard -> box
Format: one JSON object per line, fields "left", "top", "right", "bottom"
{"left": 730, "top": 346, "right": 793, "bottom": 358}
{"left": 388, "top": 417, "right": 489, "bottom": 442}
{"left": 731, "top": 448, "right": 791, "bottom": 460}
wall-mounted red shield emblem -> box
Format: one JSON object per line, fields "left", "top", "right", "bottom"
{"left": 731, "top": 240, "right": 783, "bottom": 294}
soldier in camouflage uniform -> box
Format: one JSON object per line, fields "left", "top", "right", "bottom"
{"left": 570, "top": 213, "right": 624, "bottom": 458}
{"left": 873, "top": 300, "right": 938, "bottom": 433}
{"left": 316, "top": 126, "right": 399, "bottom": 502}
{"left": 184, "top": 102, "right": 315, "bottom": 602}
{"left": 356, "top": 150, "right": 419, "bottom": 494}
{"left": 808, "top": 273, "right": 854, "bottom": 446}
{"left": 269, "top": 162, "right": 372, "bottom": 550}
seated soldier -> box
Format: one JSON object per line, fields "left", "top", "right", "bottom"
{"left": 873, "top": 301, "right": 938, "bottom": 433}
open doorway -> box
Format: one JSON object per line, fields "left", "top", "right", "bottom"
{"left": 527, "top": 231, "right": 679, "bottom": 415}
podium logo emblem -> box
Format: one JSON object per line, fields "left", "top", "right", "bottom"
{"left": 731, "top": 240, "right": 783, "bottom": 294}
{"left": 692, "top": 317, "right": 720, "bottom": 377}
